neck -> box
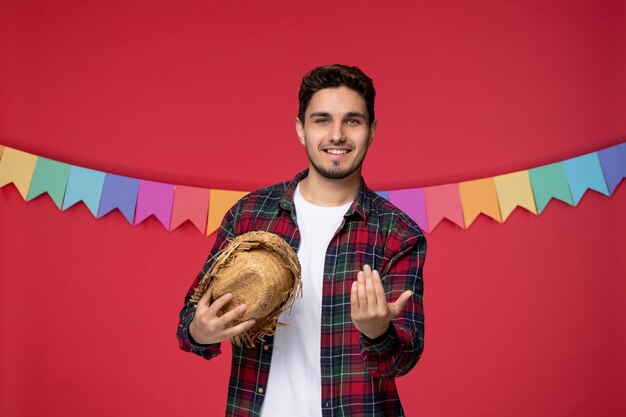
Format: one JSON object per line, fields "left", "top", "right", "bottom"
{"left": 298, "top": 167, "right": 361, "bottom": 207}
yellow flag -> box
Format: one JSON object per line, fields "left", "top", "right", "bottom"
{"left": 494, "top": 171, "right": 538, "bottom": 221}
{"left": 0, "top": 147, "right": 38, "bottom": 199}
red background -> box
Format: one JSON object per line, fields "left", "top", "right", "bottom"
{"left": 1, "top": 0, "right": 625, "bottom": 416}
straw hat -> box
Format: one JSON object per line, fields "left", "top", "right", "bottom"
{"left": 191, "top": 231, "right": 302, "bottom": 347}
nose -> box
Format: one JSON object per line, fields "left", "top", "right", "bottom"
{"left": 329, "top": 121, "right": 346, "bottom": 143}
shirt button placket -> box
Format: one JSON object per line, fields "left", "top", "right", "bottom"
{"left": 258, "top": 344, "right": 269, "bottom": 396}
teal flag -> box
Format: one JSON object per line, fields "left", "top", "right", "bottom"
{"left": 62, "top": 166, "right": 106, "bottom": 216}
{"left": 529, "top": 162, "right": 574, "bottom": 213}
{"left": 26, "top": 157, "right": 71, "bottom": 209}
{"left": 563, "top": 153, "right": 609, "bottom": 204}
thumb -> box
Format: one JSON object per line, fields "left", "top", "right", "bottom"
{"left": 389, "top": 290, "right": 413, "bottom": 317}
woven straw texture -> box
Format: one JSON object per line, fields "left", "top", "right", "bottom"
{"left": 191, "top": 231, "right": 302, "bottom": 347}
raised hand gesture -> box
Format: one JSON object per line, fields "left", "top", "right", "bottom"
{"left": 350, "top": 264, "right": 413, "bottom": 340}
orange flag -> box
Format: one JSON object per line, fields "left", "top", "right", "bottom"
{"left": 459, "top": 178, "right": 502, "bottom": 227}
{"left": 206, "top": 189, "right": 248, "bottom": 236}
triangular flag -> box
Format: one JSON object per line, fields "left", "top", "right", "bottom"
{"left": 62, "top": 166, "right": 106, "bottom": 216}
{"left": 563, "top": 152, "right": 609, "bottom": 204}
{"left": 97, "top": 174, "right": 140, "bottom": 224}
{"left": 388, "top": 188, "right": 428, "bottom": 232}
{"left": 459, "top": 177, "right": 502, "bottom": 227}
{"left": 424, "top": 183, "right": 464, "bottom": 231}
{"left": 597, "top": 142, "right": 626, "bottom": 194}
{"left": 171, "top": 185, "right": 210, "bottom": 233}
{"left": 529, "top": 162, "right": 574, "bottom": 213}
{"left": 26, "top": 158, "right": 71, "bottom": 209}
{"left": 494, "top": 170, "right": 537, "bottom": 221}
{"left": 134, "top": 180, "right": 175, "bottom": 229}
{"left": 0, "top": 147, "right": 38, "bottom": 199}
{"left": 207, "top": 190, "right": 248, "bottom": 236}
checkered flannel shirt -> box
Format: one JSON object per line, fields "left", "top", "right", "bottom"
{"left": 177, "top": 169, "right": 426, "bottom": 416}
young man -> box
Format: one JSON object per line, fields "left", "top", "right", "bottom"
{"left": 177, "top": 64, "right": 426, "bottom": 417}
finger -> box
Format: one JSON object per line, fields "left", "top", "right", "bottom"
{"left": 223, "top": 319, "right": 256, "bottom": 339}
{"left": 364, "top": 265, "right": 377, "bottom": 308}
{"left": 357, "top": 271, "right": 367, "bottom": 312}
{"left": 198, "top": 283, "right": 213, "bottom": 307}
{"left": 219, "top": 303, "right": 248, "bottom": 325}
{"left": 207, "top": 292, "right": 233, "bottom": 316}
{"left": 372, "top": 270, "right": 387, "bottom": 307}
{"left": 389, "top": 290, "right": 414, "bottom": 317}
{"left": 350, "top": 281, "right": 359, "bottom": 312}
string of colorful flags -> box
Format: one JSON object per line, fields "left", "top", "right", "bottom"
{"left": 0, "top": 143, "right": 624, "bottom": 234}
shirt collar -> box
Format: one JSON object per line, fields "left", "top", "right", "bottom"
{"left": 279, "top": 169, "right": 371, "bottom": 221}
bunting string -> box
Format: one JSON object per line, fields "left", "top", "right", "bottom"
{"left": 0, "top": 143, "right": 624, "bottom": 234}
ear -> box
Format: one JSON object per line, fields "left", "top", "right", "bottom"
{"left": 295, "top": 117, "right": 306, "bottom": 146}
{"left": 368, "top": 119, "right": 377, "bottom": 145}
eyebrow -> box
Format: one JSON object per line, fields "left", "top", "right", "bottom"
{"left": 308, "top": 111, "right": 367, "bottom": 119}
{"left": 309, "top": 112, "right": 331, "bottom": 118}
{"left": 346, "top": 112, "right": 367, "bottom": 119}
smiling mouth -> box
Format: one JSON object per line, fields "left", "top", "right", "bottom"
{"left": 323, "top": 149, "right": 351, "bottom": 155}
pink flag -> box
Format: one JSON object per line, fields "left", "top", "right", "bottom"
{"left": 424, "top": 183, "right": 465, "bottom": 231}
{"left": 170, "top": 185, "right": 210, "bottom": 233}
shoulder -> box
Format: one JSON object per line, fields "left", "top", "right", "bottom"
{"left": 249, "top": 180, "right": 291, "bottom": 197}
{"left": 228, "top": 179, "right": 291, "bottom": 215}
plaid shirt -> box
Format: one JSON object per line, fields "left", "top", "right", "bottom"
{"left": 177, "top": 170, "right": 426, "bottom": 417}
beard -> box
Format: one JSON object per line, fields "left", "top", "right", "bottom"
{"left": 306, "top": 149, "right": 366, "bottom": 180}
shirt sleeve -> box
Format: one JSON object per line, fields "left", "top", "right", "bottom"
{"left": 359, "top": 230, "right": 426, "bottom": 379}
{"left": 176, "top": 203, "right": 240, "bottom": 360}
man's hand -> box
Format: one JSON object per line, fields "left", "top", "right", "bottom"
{"left": 350, "top": 264, "right": 413, "bottom": 340}
{"left": 189, "top": 285, "right": 256, "bottom": 345}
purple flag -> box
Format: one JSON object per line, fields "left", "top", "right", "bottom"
{"left": 97, "top": 174, "right": 140, "bottom": 224}
{"left": 375, "top": 191, "right": 389, "bottom": 201}
{"left": 597, "top": 142, "right": 626, "bottom": 194}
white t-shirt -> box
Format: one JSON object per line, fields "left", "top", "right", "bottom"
{"left": 260, "top": 184, "right": 352, "bottom": 417}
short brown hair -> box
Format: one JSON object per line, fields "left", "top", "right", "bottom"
{"left": 298, "top": 64, "right": 376, "bottom": 125}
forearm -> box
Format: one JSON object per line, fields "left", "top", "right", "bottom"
{"left": 177, "top": 303, "right": 222, "bottom": 360}
{"left": 360, "top": 315, "right": 424, "bottom": 378}
{"left": 176, "top": 264, "right": 224, "bottom": 359}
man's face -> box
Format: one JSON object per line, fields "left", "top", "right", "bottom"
{"left": 296, "top": 86, "right": 376, "bottom": 180}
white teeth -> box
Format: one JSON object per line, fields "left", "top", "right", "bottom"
{"left": 326, "top": 149, "right": 348, "bottom": 155}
